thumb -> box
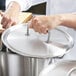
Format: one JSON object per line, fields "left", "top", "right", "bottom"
{"left": 28, "top": 20, "right": 33, "bottom": 28}
{"left": 29, "top": 16, "right": 36, "bottom": 28}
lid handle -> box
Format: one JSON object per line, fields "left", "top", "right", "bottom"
{"left": 46, "top": 30, "right": 51, "bottom": 43}
{"left": 26, "top": 23, "right": 74, "bottom": 53}
{"left": 46, "top": 28, "right": 74, "bottom": 53}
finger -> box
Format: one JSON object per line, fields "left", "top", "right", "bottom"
{"left": 0, "top": 28, "right": 5, "bottom": 34}
{"left": 5, "top": 20, "right": 16, "bottom": 29}
{"left": 2, "top": 18, "right": 12, "bottom": 29}
{"left": 43, "top": 28, "right": 48, "bottom": 34}
{"left": 2, "top": 22, "right": 7, "bottom": 28}
{"left": 28, "top": 20, "right": 33, "bottom": 28}
{"left": 5, "top": 22, "right": 13, "bottom": 29}
{"left": 28, "top": 18, "right": 34, "bottom": 28}
{"left": 40, "top": 25, "right": 46, "bottom": 32}
{"left": 41, "top": 26, "right": 48, "bottom": 34}
{"left": 0, "top": 11, "right": 4, "bottom": 17}
{"left": 34, "top": 25, "right": 42, "bottom": 34}
{"left": 34, "top": 28, "right": 42, "bottom": 34}
{"left": 32, "top": 18, "right": 38, "bottom": 27}
{"left": 1, "top": 16, "right": 9, "bottom": 28}
{"left": 12, "top": 21, "right": 16, "bottom": 26}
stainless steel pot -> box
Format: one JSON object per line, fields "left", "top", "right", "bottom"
{"left": 39, "top": 60, "right": 76, "bottom": 76}
{"left": 0, "top": 52, "right": 25, "bottom": 76}
{"left": 0, "top": 52, "right": 50, "bottom": 76}
{"left": 0, "top": 34, "right": 2, "bottom": 51}
{"left": 1, "top": 23, "right": 74, "bottom": 76}
{"left": 1, "top": 23, "right": 74, "bottom": 58}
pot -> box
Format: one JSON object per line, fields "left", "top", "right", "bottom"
{"left": 0, "top": 52, "right": 27, "bottom": 76}
{"left": 0, "top": 52, "right": 50, "bottom": 76}
{"left": 1, "top": 23, "right": 74, "bottom": 76}
{"left": 39, "top": 60, "right": 76, "bottom": 76}
{"left": 0, "top": 34, "right": 2, "bottom": 51}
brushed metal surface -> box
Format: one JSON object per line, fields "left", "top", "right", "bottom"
{"left": 1, "top": 23, "right": 74, "bottom": 58}
{"left": 39, "top": 60, "right": 76, "bottom": 76}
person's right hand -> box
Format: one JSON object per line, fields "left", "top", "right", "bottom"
{"left": 0, "top": 1, "right": 20, "bottom": 29}
{"left": 0, "top": 10, "right": 19, "bottom": 29}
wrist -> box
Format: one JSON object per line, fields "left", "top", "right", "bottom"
{"left": 57, "top": 14, "right": 67, "bottom": 27}
{"left": 6, "top": 1, "right": 20, "bottom": 13}
{"left": 56, "top": 14, "right": 64, "bottom": 26}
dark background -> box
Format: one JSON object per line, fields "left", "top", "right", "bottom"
{"left": 26, "top": 2, "right": 46, "bottom": 15}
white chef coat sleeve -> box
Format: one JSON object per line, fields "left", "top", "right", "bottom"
{"left": 6, "top": 0, "right": 32, "bottom": 11}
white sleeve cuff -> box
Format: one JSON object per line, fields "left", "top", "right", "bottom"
{"left": 6, "top": 0, "right": 32, "bottom": 11}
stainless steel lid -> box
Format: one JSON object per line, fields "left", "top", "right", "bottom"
{"left": 1, "top": 23, "right": 74, "bottom": 58}
{"left": 39, "top": 60, "right": 76, "bottom": 76}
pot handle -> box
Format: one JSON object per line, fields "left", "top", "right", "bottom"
{"left": 46, "top": 28, "right": 74, "bottom": 52}
{"left": 67, "top": 67, "right": 76, "bottom": 76}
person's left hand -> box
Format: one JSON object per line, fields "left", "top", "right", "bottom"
{"left": 30, "top": 15, "right": 61, "bottom": 34}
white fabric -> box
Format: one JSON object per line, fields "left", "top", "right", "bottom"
{"left": 6, "top": 0, "right": 46, "bottom": 11}
{"left": 6, "top": 0, "right": 32, "bottom": 11}
{"left": 46, "top": 0, "right": 76, "bottom": 15}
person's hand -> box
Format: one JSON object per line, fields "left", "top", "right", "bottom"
{"left": 30, "top": 15, "right": 62, "bottom": 34}
{"left": 0, "top": 10, "right": 19, "bottom": 29}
